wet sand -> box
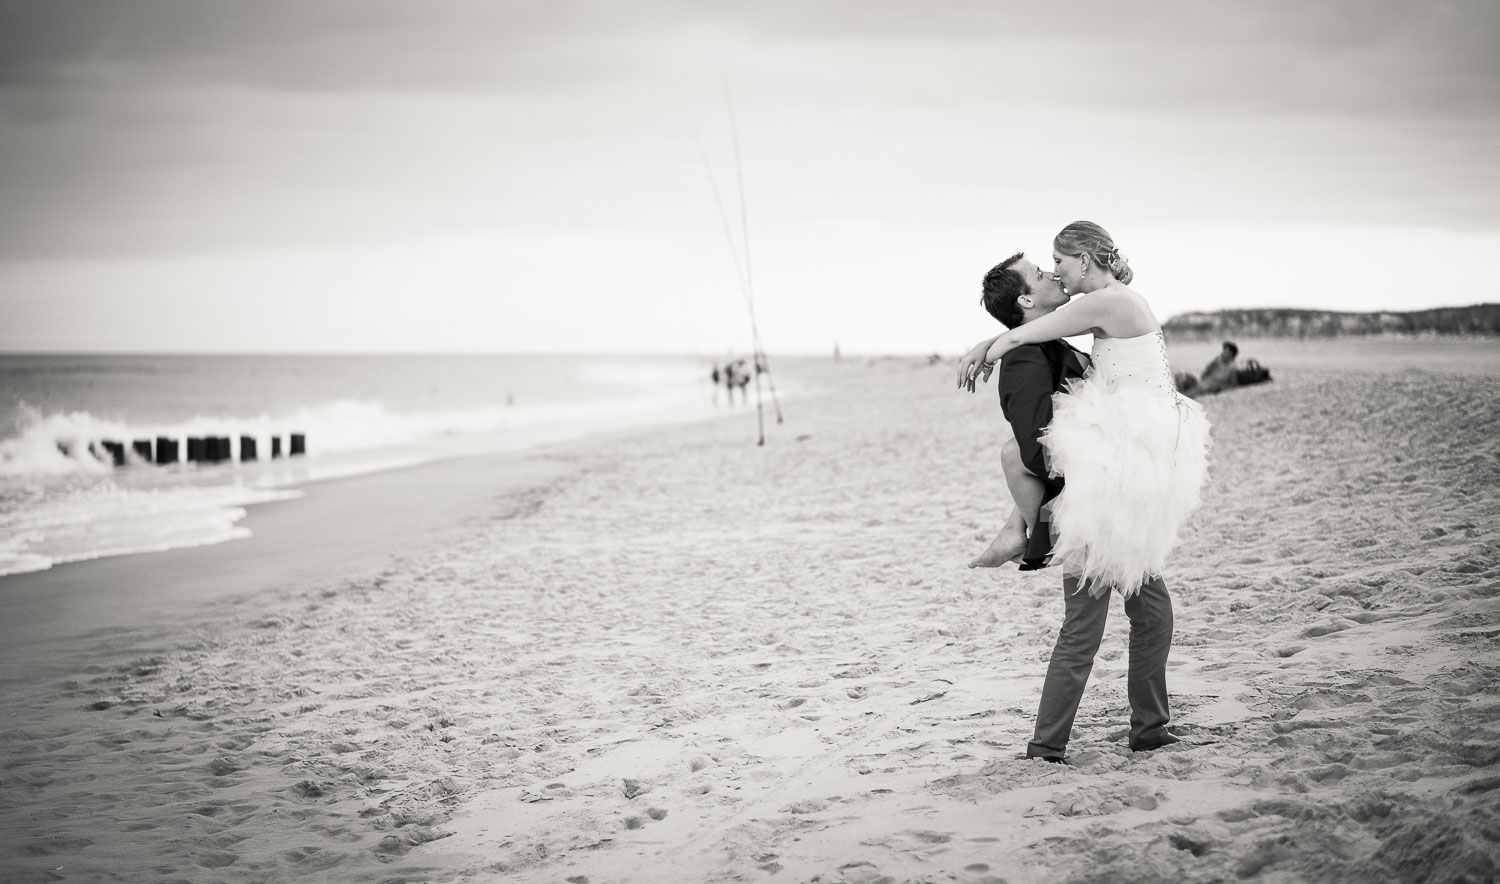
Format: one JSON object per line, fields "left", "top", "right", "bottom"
{"left": 1, "top": 340, "right": 1497, "bottom": 883}
{"left": 0, "top": 451, "right": 568, "bottom": 667}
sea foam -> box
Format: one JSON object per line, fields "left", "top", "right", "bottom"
{"left": 0, "top": 387, "right": 720, "bottom": 576}
{"left": 0, "top": 391, "right": 706, "bottom": 478}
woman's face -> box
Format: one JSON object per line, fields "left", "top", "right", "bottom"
{"left": 1052, "top": 250, "right": 1085, "bottom": 294}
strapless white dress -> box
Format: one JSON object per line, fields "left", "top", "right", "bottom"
{"left": 1038, "top": 330, "right": 1211, "bottom": 597}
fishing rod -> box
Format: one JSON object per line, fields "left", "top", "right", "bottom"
{"left": 722, "top": 81, "right": 785, "bottom": 431}
{"left": 693, "top": 86, "right": 784, "bottom": 445}
{"left": 692, "top": 129, "right": 765, "bottom": 444}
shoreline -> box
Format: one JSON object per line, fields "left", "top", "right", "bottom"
{"left": 0, "top": 351, "right": 758, "bottom": 583}
{"left": 0, "top": 395, "right": 769, "bottom": 672}
{"left": 0, "top": 446, "right": 568, "bottom": 671}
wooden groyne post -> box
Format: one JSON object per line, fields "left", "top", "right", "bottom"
{"left": 63, "top": 433, "right": 306, "bottom": 468}
{"left": 92, "top": 441, "right": 126, "bottom": 467}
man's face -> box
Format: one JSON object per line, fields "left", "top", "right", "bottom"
{"left": 1015, "top": 258, "right": 1070, "bottom": 316}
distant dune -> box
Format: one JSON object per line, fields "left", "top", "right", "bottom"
{"left": 1163, "top": 303, "right": 1500, "bottom": 339}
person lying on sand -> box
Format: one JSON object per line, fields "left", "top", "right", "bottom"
{"left": 1175, "top": 341, "right": 1272, "bottom": 397}
{"left": 1199, "top": 340, "right": 1241, "bottom": 393}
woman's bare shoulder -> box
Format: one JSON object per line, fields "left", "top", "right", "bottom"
{"left": 1076, "top": 285, "right": 1137, "bottom": 311}
{"left": 1094, "top": 281, "right": 1137, "bottom": 298}
{"left": 1088, "top": 284, "right": 1159, "bottom": 336}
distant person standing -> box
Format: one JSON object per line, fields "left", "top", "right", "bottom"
{"left": 721, "top": 361, "right": 737, "bottom": 405}
{"left": 722, "top": 360, "right": 749, "bottom": 406}
{"left": 733, "top": 360, "right": 752, "bottom": 404}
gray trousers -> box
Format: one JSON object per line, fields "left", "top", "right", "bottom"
{"left": 1026, "top": 575, "right": 1174, "bottom": 759}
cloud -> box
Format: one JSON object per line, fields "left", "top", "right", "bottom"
{"left": 2, "top": 1, "right": 1497, "bottom": 112}
{"left": 1, "top": 0, "right": 1498, "bottom": 354}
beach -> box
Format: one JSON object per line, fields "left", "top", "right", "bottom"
{"left": 1, "top": 339, "right": 1498, "bottom": 883}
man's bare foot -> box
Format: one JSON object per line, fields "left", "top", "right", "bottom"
{"left": 969, "top": 528, "right": 1027, "bottom": 568}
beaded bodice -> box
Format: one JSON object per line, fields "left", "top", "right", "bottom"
{"left": 1089, "top": 330, "right": 1178, "bottom": 396}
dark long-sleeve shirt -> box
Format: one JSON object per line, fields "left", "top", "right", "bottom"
{"left": 997, "top": 340, "right": 1088, "bottom": 566}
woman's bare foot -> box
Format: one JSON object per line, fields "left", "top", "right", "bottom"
{"left": 969, "top": 527, "right": 1027, "bottom": 568}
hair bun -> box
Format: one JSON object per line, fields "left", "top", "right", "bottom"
{"left": 1054, "top": 221, "right": 1132, "bottom": 284}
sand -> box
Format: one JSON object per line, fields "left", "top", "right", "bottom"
{"left": 0, "top": 452, "right": 569, "bottom": 664}
{"left": 1, "top": 340, "right": 1497, "bottom": 883}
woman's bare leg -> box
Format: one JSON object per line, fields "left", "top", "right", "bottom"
{"left": 970, "top": 436, "right": 1046, "bottom": 568}
{"left": 970, "top": 506, "right": 1028, "bottom": 568}
{"left": 1003, "top": 435, "right": 1047, "bottom": 537}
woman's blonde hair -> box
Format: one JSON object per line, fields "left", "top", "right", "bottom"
{"left": 1054, "top": 221, "right": 1133, "bottom": 285}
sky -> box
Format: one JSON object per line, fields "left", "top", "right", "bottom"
{"left": 2, "top": 0, "right": 1498, "bottom": 355}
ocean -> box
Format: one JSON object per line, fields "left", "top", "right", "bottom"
{"left": 0, "top": 353, "right": 748, "bottom": 577}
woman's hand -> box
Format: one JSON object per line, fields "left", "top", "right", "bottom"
{"left": 956, "top": 338, "right": 998, "bottom": 392}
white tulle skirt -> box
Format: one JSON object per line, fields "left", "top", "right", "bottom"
{"left": 1039, "top": 376, "right": 1211, "bottom": 598}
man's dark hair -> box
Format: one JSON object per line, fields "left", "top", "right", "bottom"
{"left": 981, "top": 252, "right": 1029, "bottom": 329}
{"left": 1222, "top": 341, "right": 1239, "bottom": 358}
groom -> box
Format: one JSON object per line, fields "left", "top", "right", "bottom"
{"left": 969, "top": 253, "right": 1086, "bottom": 570}
{"left": 969, "top": 253, "right": 1178, "bottom": 763}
